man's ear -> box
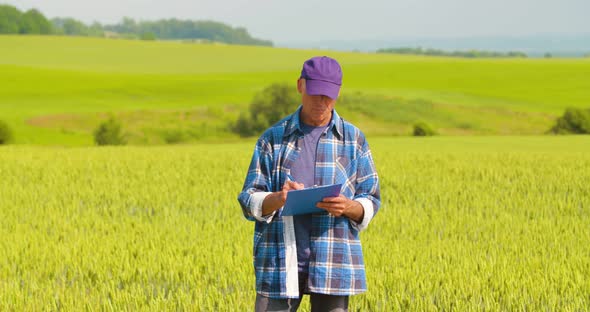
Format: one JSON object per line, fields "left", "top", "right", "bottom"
{"left": 297, "top": 78, "right": 305, "bottom": 94}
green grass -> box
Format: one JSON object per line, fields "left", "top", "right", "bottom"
{"left": 2, "top": 35, "right": 588, "bottom": 310}
{"left": 1, "top": 35, "right": 590, "bottom": 145}
{"left": 1, "top": 136, "right": 588, "bottom": 310}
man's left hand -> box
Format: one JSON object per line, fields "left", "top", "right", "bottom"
{"left": 316, "top": 195, "right": 364, "bottom": 223}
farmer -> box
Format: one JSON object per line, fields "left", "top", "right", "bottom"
{"left": 238, "top": 56, "right": 381, "bottom": 311}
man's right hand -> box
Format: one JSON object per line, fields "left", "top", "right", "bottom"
{"left": 261, "top": 180, "right": 304, "bottom": 216}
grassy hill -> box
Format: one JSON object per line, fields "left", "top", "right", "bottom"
{"left": 1, "top": 35, "right": 589, "bottom": 145}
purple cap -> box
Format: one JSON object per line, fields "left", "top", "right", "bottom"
{"left": 300, "top": 56, "right": 342, "bottom": 100}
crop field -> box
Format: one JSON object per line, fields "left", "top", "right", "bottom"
{"left": 1, "top": 36, "right": 590, "bottom": 144}
{"left": 1, "top": 35, "right": 589, "bottom": 310}
{"left": 1, "top": 136, "right": 589, "bottom": 310}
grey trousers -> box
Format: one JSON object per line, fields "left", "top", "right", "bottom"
{"left": 255, "top": 273, "right": 349, "bottom": 312}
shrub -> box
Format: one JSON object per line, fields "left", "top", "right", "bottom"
{"left": 162, "top": 129, "right": 187, "bottom": 144}
{"left": 549, "top": 107, "right": 590, "bottom": 134}
{"left": 231, "top": 83, "right": 299, "bottom": 137}
{"left": 0, "top": 120, "right": 13, "bottom": 144}
{"left": 93, "top": 116, "right": 127, "bottom": 145}
{"left": 413, "top": 121, "right": 437, "bottom": 136}
{"left": 140, "top": 32, "right": 156, "bottom": 40}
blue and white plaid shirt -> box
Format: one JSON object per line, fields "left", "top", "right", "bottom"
{"left": 238, "top": 106, "right": 381, "bottom": 298}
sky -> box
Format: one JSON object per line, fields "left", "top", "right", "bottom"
{"left": 5, "top": 0, "right": 590, "bottom": 43}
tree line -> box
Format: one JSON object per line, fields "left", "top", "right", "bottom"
{"left": 377, "top": 47, "right": 527, "bottom": 58}
{"left": 0, "top": 4, "right": 272, "bottom": 46}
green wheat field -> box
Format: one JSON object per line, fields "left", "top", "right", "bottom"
{"left": 1, "top": 35, "right": 589, "bottom": 310}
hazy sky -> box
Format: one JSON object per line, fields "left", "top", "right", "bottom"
{"left": 6, "top": 0, "right": 590, "bottom": 42}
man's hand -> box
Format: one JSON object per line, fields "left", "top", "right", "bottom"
{"left": 316, "top": 195, "right": 364, "bottom": 223}
{"left": 261, "top": 180, "right": 304, "bottom": 216}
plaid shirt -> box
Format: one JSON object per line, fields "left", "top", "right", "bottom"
{"left": 238, "top": 107, "right": 381, "bottom": 298}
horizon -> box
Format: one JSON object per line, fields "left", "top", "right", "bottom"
{"left": 4, "top": 0, "right": 589, "bottom": 44}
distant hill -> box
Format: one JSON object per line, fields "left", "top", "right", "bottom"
{"left": 376, "top": 47, "right": 527, "bottom": 58}
{"left": 281, "top": 34, "right": 590, "bottom": 57}
{"left": 98, "top": 17, "right": 272, "bottom": 46}
{"left": 1, "top": 36, "right": 589, "bottom": 145}
{"left": 0, "top": 4, "right": 272, "bottom": 46}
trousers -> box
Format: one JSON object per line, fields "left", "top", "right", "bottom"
{"left": 254, "top": 272, "right": 349, "bottom": 312}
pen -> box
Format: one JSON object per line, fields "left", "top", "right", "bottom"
{"left": 286, "top": 173, "right": 295, "bottom": 182}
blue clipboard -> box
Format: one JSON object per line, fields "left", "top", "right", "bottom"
{"left": 281, "top": 183, "right": 342, "bottom": 216}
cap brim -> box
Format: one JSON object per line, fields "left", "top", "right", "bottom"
{"left": 305, "top": 79, "right": 340, "bottom": 100}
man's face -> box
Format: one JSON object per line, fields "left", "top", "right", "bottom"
{"left": 297, "top": 79, "right": 337, "bottom": 126}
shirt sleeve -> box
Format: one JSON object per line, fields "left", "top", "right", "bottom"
{"left": 349, "top": 141, "right": 381, "bottom": 232}
{"left": 237, "top": 138, "right": 277, "bottom": 223}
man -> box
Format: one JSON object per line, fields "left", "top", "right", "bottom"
{"left": 238, "top": 56, "right": 381, "bottom": 311}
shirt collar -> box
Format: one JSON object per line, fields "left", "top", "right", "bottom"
{"left": 284, "top": 105, "right": 343, "bottom": 139}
